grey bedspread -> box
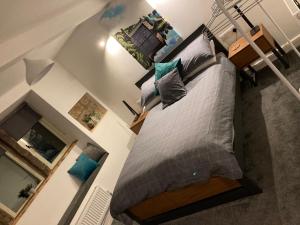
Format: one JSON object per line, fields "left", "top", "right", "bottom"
{"left": 110, "top": 57, "right": 243, "bottom": 224}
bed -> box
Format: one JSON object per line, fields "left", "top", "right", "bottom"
{"left": 110, "top": 25, "right": 261, "bottom": 225}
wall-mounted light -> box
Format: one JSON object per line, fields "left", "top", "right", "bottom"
{"left": 106, "top": 36, "right": 121, "bottom": 55}
{"left": 23, "top": 58, "right": 55, "bottom": 85}
{"left": 98, "top": 39, "right": 107, "bottom": 48}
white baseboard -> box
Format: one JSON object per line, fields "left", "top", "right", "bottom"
{"left": 252, "top": 33, "right": 300, "bottom": 70}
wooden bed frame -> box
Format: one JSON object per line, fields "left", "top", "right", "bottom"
{"left": 128, "top": 24, "right": 262, "bottom": 225}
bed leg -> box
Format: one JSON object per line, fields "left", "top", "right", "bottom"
{"left": 239, "top": 177, "right": 263, "bottom": 195}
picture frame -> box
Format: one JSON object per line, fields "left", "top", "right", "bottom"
{"left": 68, "top": 93, "right": 107, "bottom": 131}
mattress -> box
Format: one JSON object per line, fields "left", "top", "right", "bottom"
{"left": 110, "top": 57, "right": 243, "bottom": 224}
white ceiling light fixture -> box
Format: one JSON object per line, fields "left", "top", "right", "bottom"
{"left": 23, "top": 58, "right": 55, "bottom": 85}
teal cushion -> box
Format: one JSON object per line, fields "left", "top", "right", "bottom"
{"left": 154, "top": 59, "right": 181, "bottom": 95}
{"left": 68, "top": 154, "right": 98, "bottom": 181}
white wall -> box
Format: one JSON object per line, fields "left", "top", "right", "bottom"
{"left": 0, "top": 81, "right": 30, "bottom": 122}
{"left": 0, "top": 15, "right": 133, "bottom": 223}
{"left": 0, "top": 63, "right": 133, "bottom": 225}
{"left": 57, "top": 0, "right": 300, "bottom": 124}
{"left": 31, "top": 63, "right": 133, "bottom": 157}
{"left": 0, "top": 28, "right": 74, "bottom": 98}
{"left": 17, "top": 146, "right": 82, "bottom": 225}
{"left": 147, "top": 0, "right": 300, "bottom": 40}
{"left": 0, "top": 62, "right": 26, "bottom": 97}
{"left": 16, "top": 62, "right": 132, "bottom": 225}
{"left": 0, "top": 1, "right": 134, "bottom": 224}
{"left": 56, "top": 0, "right": 153, "bottom": 124}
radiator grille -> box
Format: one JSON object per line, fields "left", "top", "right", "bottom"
{"left": 76, "top": 186, "right": 111, "bottom": 225}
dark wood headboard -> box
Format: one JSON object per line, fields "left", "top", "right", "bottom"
{"left": 135, "top": 24, "right": 228, "bottom": 89}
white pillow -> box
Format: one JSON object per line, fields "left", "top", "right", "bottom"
{"left": 174, "top": 35, "right": 216, "bottom": 81}
{"left": 140, "top": 37, "right": 217, "bottom": 110}
{"left": 144, "top": 96, "right": 160, "bottom": 111}
{"left": 182, "top": 39, "right": 217, "bottom": 82}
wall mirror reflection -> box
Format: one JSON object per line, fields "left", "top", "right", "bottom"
{"left": 0, "top": 147, "right": 43, "bottom": 216}
{"left": 0, "top": 104, "right": 70, "bottom": 172}
{"left": 18, "top": 119, "right": 68, "bottom": 169}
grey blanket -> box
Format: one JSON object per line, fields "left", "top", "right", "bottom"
{"left": 110, "top": 60, "right": 243, "bottom": 224}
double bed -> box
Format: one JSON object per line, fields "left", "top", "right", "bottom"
{"left": 110, "top": 25, "right": 261, "bottom": 225}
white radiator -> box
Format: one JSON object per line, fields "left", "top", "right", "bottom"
{"left": 76, "top": 186, "right": 112, "bottom": 225}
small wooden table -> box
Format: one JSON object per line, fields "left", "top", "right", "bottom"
{"left": 228, "top": 24, "right": 289, "bottom": 84}
{"left": 130, "top": 112, "right": 148, "bottom": 135}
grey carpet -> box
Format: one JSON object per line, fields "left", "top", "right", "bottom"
{"left": 113, "top": 51, "right": 300, "bottom": 225}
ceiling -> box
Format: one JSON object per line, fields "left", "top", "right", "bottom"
{"left": 0, "top": 0, "right": 82, "bottom": 43}
{"left": 0, "top": 29, "right": 74, "bottom": 96}
{"left": 0, "top": 0, "right": 84, "bottom": 96}
{"left": 0, "top": 0, "right": 109, "bottom": 98}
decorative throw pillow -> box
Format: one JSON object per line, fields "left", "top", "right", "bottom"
{"left": 140, "top": 76, "right": 162, "bottom": 111}
{"left": 68, "top": 154, "right": 98, "bottom": 181}
{"left": 155, "top": 68, "right": 187, "bottom": 109}
{"left": 174, "top": 35, "right": 215, "bottom": 81}
{"left": 154, "top": 59, "right": 182, "bottom": 95}
{"left": 140, "top": 76, "right": 156, "bottom": 107}
{"left": 83, "top": 143, "right": 106, "bottom": 162}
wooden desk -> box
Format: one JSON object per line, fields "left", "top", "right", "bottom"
{"left": 130, "top": 112, "right": 148, "bottom": 135}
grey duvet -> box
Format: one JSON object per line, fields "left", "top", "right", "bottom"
{"left": 110, "top": 58, "right": 243, "bottom": 224}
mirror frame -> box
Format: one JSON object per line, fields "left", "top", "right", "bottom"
{"left": 17, "top": 118, "right": 72, "bottom": 170}
{"left": 0, "top": 145, "right": 44, "bottom": 221}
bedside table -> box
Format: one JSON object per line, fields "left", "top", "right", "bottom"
{"left": 130, "top": 112, "right": 148, "bottom": 135}
{"left": 229, "top": 24, "right": 289, "bottom": 83}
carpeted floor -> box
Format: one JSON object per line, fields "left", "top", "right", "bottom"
{"left": 113, "top": 50, "right": 300, "bottom": 225}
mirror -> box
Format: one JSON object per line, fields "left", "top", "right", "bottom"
{"left": 18, "top": 120, "right": 67, "bottom": 166}
{"left": 0, "top": 148, "right": 43, "bottom": 213}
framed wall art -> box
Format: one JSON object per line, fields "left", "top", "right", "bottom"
{"left": 68, "top": 93, "right": 107, "bottom": 131}
{"left": 111, "top": 4, "right": 182, "bottom": 69}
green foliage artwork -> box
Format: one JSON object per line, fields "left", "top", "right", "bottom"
{"left": 115, "top": 28, "right": 152, "bottom": 69}
{"left": 114, "top": 10, "right": 182, "bottom": 69}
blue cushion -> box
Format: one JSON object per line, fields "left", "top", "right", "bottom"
{"left": 68, "top": 154, "right": 98, "bottom": 181}
{"left": 154, "top": 59, "right": 181, "bottom": 95}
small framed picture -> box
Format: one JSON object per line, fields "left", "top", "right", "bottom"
{"left": 69, "top": 93, "right": 107, "bottom": 131}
